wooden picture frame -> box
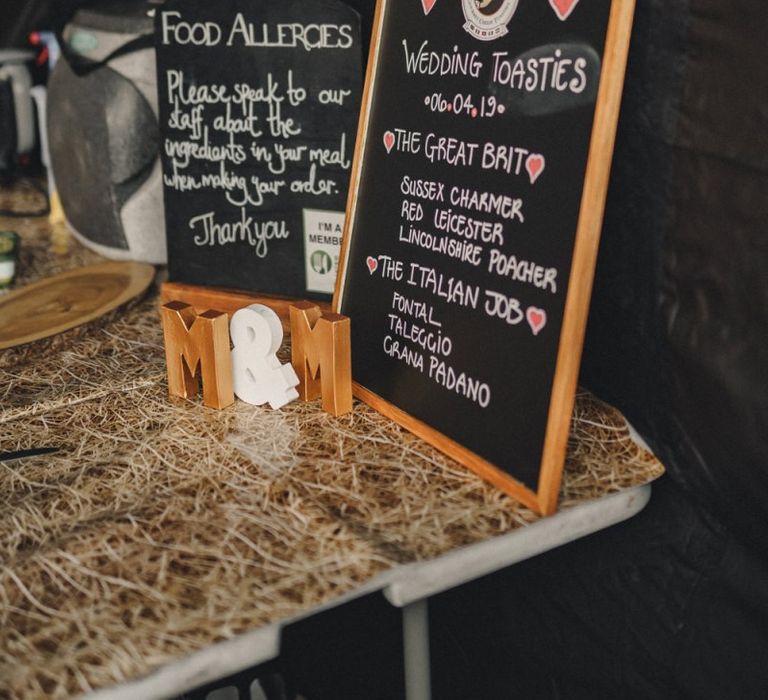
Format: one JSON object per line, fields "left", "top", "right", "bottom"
{"left": 334, "top": 0, "right": 636, "bottom": 515}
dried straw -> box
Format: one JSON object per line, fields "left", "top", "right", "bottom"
{"left": 0, "top": 195, "right": 664, "bottom": 699}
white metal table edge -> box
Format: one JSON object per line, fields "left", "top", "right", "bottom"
{"left": 81, "top": 483, "right": 651, "bottom": 700}
{"left": 383, "top": 483, "right": 651, "bottom": 607}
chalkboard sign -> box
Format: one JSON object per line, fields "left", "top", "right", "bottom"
{"left": 156, "top": 0, "right": 365, "bottom": 300}
{"left": 335, "top": 0, "right": 635, "bottom": 514}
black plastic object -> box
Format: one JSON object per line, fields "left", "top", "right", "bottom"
{"left": 0, "top": 0, "right": 83, "bottom": 48}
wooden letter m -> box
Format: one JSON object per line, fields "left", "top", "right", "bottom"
{"left": 160, "top": 301, "right": 234, "bottom": 410}
{"left": 289, "top": 302, "right": 352, "bottom": 417}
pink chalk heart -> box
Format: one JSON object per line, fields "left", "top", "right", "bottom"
{"left": 383, "top": 131, "right": 395, "bottom": 153}
{"left": 421, "top": 0, "right": 438, "bottom": 15}
{"left": 549, "top": 0, "right": 580, "bottom": 21}
{"left": 366, "top": 256, "right": 378, "bottom": 274}
{"left": 526, "top": 307, "right": 547, "bottom": 336}
{"left": 526, "top": 154, "right": 545, "bottom": 184}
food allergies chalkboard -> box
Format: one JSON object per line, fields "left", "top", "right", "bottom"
{"left": 156, "top": 0, "right": 365, "bottom": 299}
{"left": 335, "top": 0, "right": 635, "bottom": 514}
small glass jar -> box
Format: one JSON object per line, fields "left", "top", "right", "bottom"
{"left": 0, "top": 230, "right": 19, "bottom": 288}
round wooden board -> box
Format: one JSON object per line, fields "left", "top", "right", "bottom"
{"left": 0, "top": 261, "right": 155, "bottom": 350}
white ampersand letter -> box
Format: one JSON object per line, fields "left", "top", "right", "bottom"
{"left": 230, "top": 304, "right": 300, "bottom": 409}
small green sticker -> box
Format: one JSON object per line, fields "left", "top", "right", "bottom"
{"left": 303, "top": 209, "right": 344, "bottom": 294}
{"left": 311, "top": 250, "right": 333, "bottom": 275}
{"left": 69, "top": 31, "right": 99, "bottom": 55}
{"left": 0, "top": 230, "right": 18, "bottom": 257}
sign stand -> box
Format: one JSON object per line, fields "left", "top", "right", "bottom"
{"left": 160, "top": 281, "right": 331, "bottom": 329}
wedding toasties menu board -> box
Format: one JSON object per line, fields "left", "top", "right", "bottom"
{"left": 335, "top": 0, "right": 635, "bottom": 514}
{"left": 156, "top": 0, "right": 364, "bottom": 299}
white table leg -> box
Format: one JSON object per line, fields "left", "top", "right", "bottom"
{"left": 402, "top": 598, "right": 431, "bottom": 700}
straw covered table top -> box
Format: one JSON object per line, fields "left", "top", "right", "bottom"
{"left": 0, "top": 190, "right": 663, "bottom": 699}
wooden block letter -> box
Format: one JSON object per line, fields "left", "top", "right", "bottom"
{"left": 161, "top": 301, "right": 234, "bottom": 410}
{"left": 289, "top": 301, "right": 352, "bottom": 417}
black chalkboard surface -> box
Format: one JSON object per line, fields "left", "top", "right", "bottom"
{"left": 335, "top": 0, "right": 635, "bottom": 514}
{"left": 156, "top": 0, "right": 367, "bottom": 300}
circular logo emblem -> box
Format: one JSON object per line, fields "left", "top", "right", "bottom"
{"left": 461, "top": 0, "right": 520, "bottom": 40}
{"left": 310, "top": 251, "right": 333, "bottom": 275}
